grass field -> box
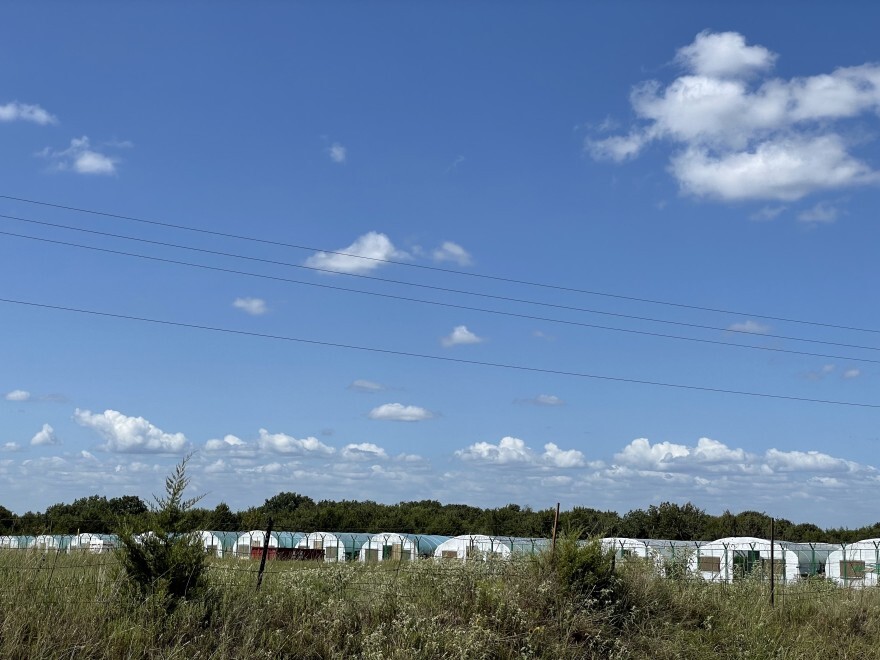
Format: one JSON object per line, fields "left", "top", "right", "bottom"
{"left": 1, "top": 541, "right": 879, "bottom": 659}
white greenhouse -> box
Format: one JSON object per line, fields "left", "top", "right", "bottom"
{"left": 359, "top": 533, "right": 450, "bottom": 562}
{"left": 826, "top": 539, "right": 880, "bottom": 587}
{"left": 232, "top": 530, "right": 305, "bottom": 558}
{"left": 69, "top": 533, "right": 118, "bottom": 553}
{"left": 33, "top": 535, "right": 73, "bottom": 552}
{"left": 434, "top": 535, "right": 550, "bottom": 560}
{"left": 0, "top": 535, "right": 35, "bottom": 550}
{"left": 294, "top": 532, "right": 373, "bottom": 562}
{"left": 198, "top": 531, "right": 240, "bottom": 558}
{"left": 689, "top": 537, "right": 799, "bottom": 583}
{"left": 779, "top": 541, "right": 836, "bottom": 579}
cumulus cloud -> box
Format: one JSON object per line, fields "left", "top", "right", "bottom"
{"left": 456, "top": 436, "right": 585, "bottom": 468}
{"left": 589, "top": 31, "right": 880, "bottom": 202}
{"left": 204, "top": 434, "right": 247, "bottom": 452}
{"left": 232, "top": 297, "right": 268, "bottom": 315}
{"left": 38, "top": 136, "right": 121, "bottom": 175}
{"left": 257, "top": 428, "right": 335, "bottom": 455}
{"left": 341, "top": 443, "right": 388, "bottom": 461}
{"left": 348, "top": 379, "right": 385, "bottom": 393}
{"left": 304, "top": 232, "right": 407, "bottom": 275}
{"left": 5, "top": 390, "right": 31, "bottom": 402}
{"left": 726, "top": 319, "right": 770, "bottom": 334}
{"left": 328, "top": 142, "right": 347, "bottom": 163}
{"left": 432, "top": 241, "right": 473, "bottom": 267}
{"left": 441, "top": 325, "right": 484, "bottom": 347}
{"left": 30, "top": 423, "right": 59, "bottom": 447}
{"left": 74, "top": 409, "right": 188, "bottom": 453}
{"left": 0, "top": 101, "right": 57, "bottom": 125}
{"left": 368, "top": 403, "right": 434, "bottom": 422}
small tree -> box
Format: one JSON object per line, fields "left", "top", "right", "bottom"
{"left": 116, "top": 455, "right": 207, "bottom": 611}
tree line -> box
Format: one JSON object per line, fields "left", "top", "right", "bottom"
{"left": 0, "top": 494, "right": 875, "bottom": 544}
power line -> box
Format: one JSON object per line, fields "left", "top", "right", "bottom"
{"left": 1, "top": 296, "right": 877, "bottom": 408}
{"left": 2, "top": 212, "right": 878, "bottom": 353}
{"left": 3, "top": 228, "right": 879, "bottom": 367}
{"left": 1, "top": 192, "right": 878, "bottom": 336}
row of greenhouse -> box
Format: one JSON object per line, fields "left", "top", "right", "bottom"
{"left": 4, "top": 532, "right": 880, "bottom": 587}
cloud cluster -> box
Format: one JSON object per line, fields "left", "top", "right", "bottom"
{"left": 456, "top": 436, "right": 587, "bottom": 469}
{"left": 304, "top": 232, "right": 407, "bottom": 275}
{"left": 0, "top": 101, "right": 57, "bottom": 125}
{"left": 590, "top": 31, "right": 880, "bottom": 202}
{"left": 74, "top": 409, "right": 188, "bottom": 453}
{"left": 368, "top": 403, "right": 434, "bottom": 422}
{"left": 38, "top": 136, "right": 122, "bottom": 175}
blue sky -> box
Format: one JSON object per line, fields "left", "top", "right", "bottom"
{"left": 2, "top": 3, "right": 879, "bottom": 527}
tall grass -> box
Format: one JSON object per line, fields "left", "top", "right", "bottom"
{"left": 0, "top": 541, "right": 879, "bottom": 658}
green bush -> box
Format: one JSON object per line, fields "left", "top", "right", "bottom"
{"left": 116, "top": 455, "right": 207, "bottom": 611}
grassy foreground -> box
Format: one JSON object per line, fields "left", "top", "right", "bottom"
{"left": 1, "top": 542, "right": 879, "bottom": 659}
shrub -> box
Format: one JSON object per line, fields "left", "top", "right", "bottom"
{"left": 116, "top": 455, "right": 207, "bottom": 611}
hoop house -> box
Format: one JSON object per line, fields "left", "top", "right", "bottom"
{"left": 826, "top": 539, "right": 880, "bottom": 587}
{"left": 70, "top": 533, "right": 118, "bottom": 553}
{"left": 232, "top": 530, "right": 305, "bottom": 558}
{"left": 434, "top": 535, "right": 549, "bottom": 560}
{"left": 0, "top": 535, "right": 35, "bottom": 550}
{"left": 689, "top": 537, "right": 798, "bottom": 583}
{"left": 33, "top": 535, "right": 73, "bottom": 552}
{"left": 295, "top": 532, "right": 373, "bottom": 562}
{"left": 198, "top": 531, "right": 240, "bottom": 558}
{"left": 359, "top": 533, "right": 450, "bottom": 562}
{"left": 780, "top": 541, "right": 836, "bottom": 578}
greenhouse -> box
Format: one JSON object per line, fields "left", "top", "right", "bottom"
{"left": 294, "top": 532, "right": 373, "bottom": 562}
{"left": 198, "top": 531, "right": 240, "bottom": 558}
{"left": 66, "top": 533, "right": 118, "bottom": 553}
{"left": 232, "top": 530, "right": 305, "bottom": 558}
{"left": 779, "top": 541, "right": 836, "bottom": 578}
{"left": 33, "top": 534, "right": 73, "bottom": 552}
{"left": 826, "top": 539, "right": 880, "bottom": 587}
{"left": 0, "top": 535, "right": 35, "bottom": 550}
{"left": 434, "top": 535, "right": 549, "bottom": 560}
{"left": 689, "top": 537, "right": 799, "bottom": 583}
{"left": 359, "top": 533, "right": 450, "bottom": 562}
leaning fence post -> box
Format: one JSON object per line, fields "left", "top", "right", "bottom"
{"left": 769, "top": 518, "right": 775, "bottom": 607}
{"left": 256, "top": 517, "right": 274, "bottom": 591}
{"left": 551, "top": 502, "right": 560, "bottom": 558}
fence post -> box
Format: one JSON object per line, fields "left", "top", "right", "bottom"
{"left": 551, "top": 502, "right": 560, "bottom": 558}
{"left": 769, "top": 518, "right": 775, "bottom": 607}
{"left": 256, "top": 517, "right": 274, "bottom": 591}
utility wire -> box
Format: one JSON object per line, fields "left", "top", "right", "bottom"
{"left": 1, "top": 296, "right": 877, "bottom": 408}
{"left": 1, "top": 193, "right": 878, "bottom": 336}
{"left": 1, "top": 212, "right": 877, "bottom": 353}
{"left": 3, "top": 228, "right": 878, "bottom": 367}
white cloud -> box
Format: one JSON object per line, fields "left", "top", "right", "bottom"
{"left": 455, "top": 436, "right": 586, "bottom": 469}
{"left": 805, "top": 364, "right": 836, "bottom": 381}
{"left": 74, "top": 409, "right": 188, "bottom": 453}
{"left": 341, "top": 443, "right": 388, "bottom": 461}
{"left": 726, "top": 319, "right": 770, "bottom": 334}
{"left": 204, "top": 434, "right": 247, "bottom": 452}
{"left": 590, "top": 31, "right": 880, "bottom": 202}
{"left": 843, "top": 368, "right": 861, "bottom": 379}
{"left": 441, "top": 325, "right": 484, "bottom": 347}
{"left": 798, "top": 201, "right": 839, "bottom": 224}
{"left": 328, "top": 142, "right": 347, "bottom": 163}
{"left": 675, "top": 30, "right": 776, "bottom": 79}
{"left": 304, "top": 232, "right": 406, "bottom": 275}
{"left": 257, "top": 428, "right": 335, "bottom": 455}
{"left": 39, "top": 136, "right": 120, "bottom": 175}
{"left": 348, "top": 379, "right": 385, "bottom": 393}
{"left": 0, "top": 101, "right": 57, "bottom": 125}
{"left": 232, "top": 297, "right": 268, "bottom": 315}
{"left": 432, "top": 241, "right": 473, "bottom": 267}
{"left": 518, "top": 394, "right": 565, "bottom": 406}
{"left": 5, "top": 390, "right": 31, "bottom": 402}
{"left": 30, "top": 423, "right": 59, "bottom": 446}
{"left": 765, "top": 448, "right": 862, "bottom": 473}
{"left": 615, "top": 437, "right": 749, "bottom": 471}
{"left": 2, "top": 442, "right": 22, "bottom": 452}
{"left": 368, "top": 403, "right": 434, "bottom": 422}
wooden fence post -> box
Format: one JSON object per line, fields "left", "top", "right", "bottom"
{"left": 256, "top": 517, "right": 274, "bottom": 591}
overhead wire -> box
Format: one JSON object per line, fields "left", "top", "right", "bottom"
{"left": 1, "top": 192, "right": 878, "bottom": 336}
{"left": 2, "top": 227, "right": 879, "bottom": 367}
{"left": 0, "top": 211, "right": 877, "bottom": 353}
{"left": 1, "top": 295, "right": 877, "bottom": 408}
